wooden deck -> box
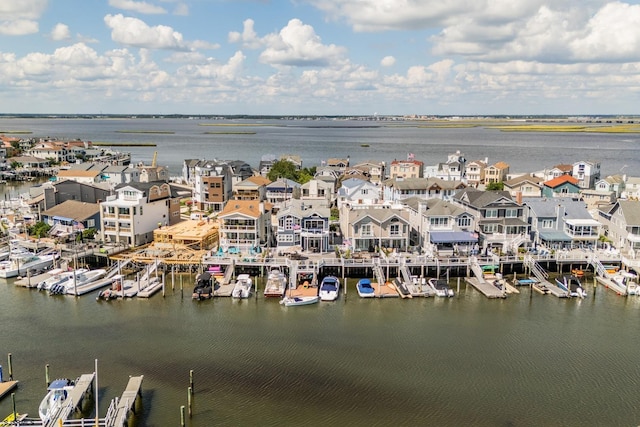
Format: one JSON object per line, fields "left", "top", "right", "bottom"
{"left": 464, "top": 277, "right": 507, "bottom": 298}
{"left": 0, "top": 380, "right": 18, "bottom": 401}
{"left": 373, "top": 282, "right": 399, "bottom": 298}
{"left": 105, "top": 375, "right": 143, "bottom": 427}
{"left": 285, "top": 284, "right": 318, "bottom": 298}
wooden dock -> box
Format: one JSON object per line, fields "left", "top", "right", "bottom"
{"left": 43, "top": 373, "right": 95, "bottom": 427}
{"left": 0, "top": 380, "right": 18, "bottom": 401}
{"left": 596, "top": 276, "right": 627, "bottom": 296}
{"left": 104, "top": 375, "right": 143, "bottom": 427}
{"left": 544, "top": 280, "right": 570, "bottom": 298}
{"left": 464, "top": 277, "right": 507, "bottom": 298}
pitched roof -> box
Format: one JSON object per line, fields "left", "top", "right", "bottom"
{"left": 544, "top": 175, "right": 579, "bottom": 188}
{"left": 41, "top": 200, "right": 100, "bottom": 221}
{"left": 57, "top": 169, "right": 101, "bottom": 178}
{"left": 523, "top": 197, "right": 592, "bottom": 220}
{"left": 504, "top": 175, "right": 543, "bottom": 187}
{"left": 219, "top": 200, "right": 270, "bottom": 218}
{"left": 616, "top": 200, "right": 640, "bottom": 225}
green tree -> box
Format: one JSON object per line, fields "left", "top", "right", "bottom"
{"left": 10, "top": 161, "right": 23, "bottom": 169}
{"left": 486, "top": 181, "right": 504, "bottom": 191}
{"left": 27, "top": 221, "right": 51, "bottom": 238}
{"left": 267, "top": 159, "right": 299, "bottom": 182}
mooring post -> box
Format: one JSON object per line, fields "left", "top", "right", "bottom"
{"left": 189, "top": 370, "right": 194, "bottom": 394}
{"left": 45, "top": 364, "right": 50, "bottom": 386}
{"left": 188, "top": 387, "right": 192, "bottom": 417}
{"left": 11, "top": 393, "right": 16, "bottom": 422}
{"left": 8, "top": 353, "right": 13, "bottom": 380}
{"left": 457, "top": 277, "right": 460, "bottom": 295}
{"left": 180, "top": 405, "right": 186, "bottom": 426}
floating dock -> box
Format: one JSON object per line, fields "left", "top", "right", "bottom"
{"left": 41, "top": 373, "right": 95, "bottom": 427}
{"left": 0, "top": 380, "right": 18, "bottom": 401}
{"left": 464, "top": 277, "right": 507, "bottom": 298}
{"left": 104, "top": 375, "right": 143, "bottom": 427}
{"left": 596, "top": 276, "right": 627, "bottom": 296}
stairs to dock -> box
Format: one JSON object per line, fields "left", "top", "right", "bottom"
{"left": 524, "top": 255, "right": 549, "bottom": 283}
{"left": 588, "top": 254, "right": 610, "bottom": 279}
{"left": 372, "top": 259, "right": 386, "bottom": 287}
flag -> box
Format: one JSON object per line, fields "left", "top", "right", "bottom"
{"left": 407, "top": 153, "right": 415, "bottom": 161}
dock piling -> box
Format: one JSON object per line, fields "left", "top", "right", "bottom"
{"left": 11, "top": 392, "right": 16, "bottom": 422}
{"left": 8, "top": 353, "right": 13, "bottom": 380}
{"left": 45, "top": 363, "right": 50, "bottom": 386}
{"left": 189, "top": 370, "right": 194, "bottom": 394}
{"left": 180, "top": 405, "right": 186, "bottom": 426}
{"left": 188, "top": 386, "right": 192, "bottom": 416}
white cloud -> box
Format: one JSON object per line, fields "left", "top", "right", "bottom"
{"left": 259, "top": 19, "right": 347, "bottom": 66}
{"left": 380, "top": 56, "right": 395, "bottom": 67}
{"left": 104, "top": 14, "right": 189, "bottom": 50}
{"left": 50, "top": 23, "right": 71, "bottom": 41}
{"left": 228, "top": 19, "right": 263, "bottom": 49}
{"left": 173, "top": 3, "right": 189, "bottom": 16}
{"left": 0, "top": 0, "right": 47, "bottom": 35}
{"left": 0, "top": 20, "right": 39, "bottom": 36}
{"left": 108, "top": 0, "right": 167, "bottom": 14}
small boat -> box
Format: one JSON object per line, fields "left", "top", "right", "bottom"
{"left": 0, "top": 252, "right": 58, "bottom": 279}
{"left": 39, "top": 378, "right": 75, "bottom": 422}
{"left": 97, "top": 275, "right": 136, "bottom": 300}
{"left": 603, "top": 264, "right": 620, "bottom": 274}
{"left": 264, "top": 268, "right": 287, "bottom": 298}
{"left": 555, "top": 275, "right": 587, "bottom": 298}
{"left": 319, "top": 275, "right": 340, "bottom": 301}
{"left": 231, "top": 274, "right": 253, "bottom": 299}
{"left": 427, "top": 278, "right": 455, "bottom": 297}
{"left": 571, "top": 268, "right": 585, "bottom": 278}
{"left": 192, "top": 271, "right": 213, "bottom": 300}
{"left": 37, "top": 269, "right": 88, "bottom": 291}
{"left": 279, "top": 295, "right": 319, "bottom": 306}
{"left": 612, "top": 271, "right": 639, "bottom": 295}
{"left": 50, "top": 269, "right": 107, "bottom": 295}
{"left": 356, "top": 278, "right": 375, "bottom": 298}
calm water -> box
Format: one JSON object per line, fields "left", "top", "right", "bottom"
{"left": 1, "top": 276, "right": 640, "bottom": 426}
{"left": 1, "top": 119, "right": 640, "bottom": 425}
{"left": 0, "top": 117, "right": 639, "bottom": 177}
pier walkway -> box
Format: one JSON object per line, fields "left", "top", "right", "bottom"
{"left": 524, "top": 255, "right": 568, "bottom": 298}
{"left": 104, "top": 375, "right": 143, "bottom": 427}
{"left": 41, "top": 373, "right": 95, "bottom": 427}
{"left": 466, "top": 260, "right": 506, "bottom": 298}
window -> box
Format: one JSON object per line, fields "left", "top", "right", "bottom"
{"left": 458, "top": 217, "right": 472, "bottom": 228}
{"left": 430, "top": 217, "right": 449, "bottom": 227}
{"left": 140, "top": 206, "right": 143, "bottom": 216}
{"left": 361, "top": 224, "right": 372, "bottom": 236}
{"left": 390, "top": 224, "right": 400, "bottom": 236}
{"left": 485, "top": 209, "right": 498, "bottom": 218}
{"left": 505, "top": 208, "right": 518, "bottom": 218}
{"left": 483, "top": 224, "right": 498, "bottom": 233}
{"left": 87, "top": 219, "right": 95, "bottom": 227}
{"left": 541, "top": 219, "right": 553, "bottom": 228}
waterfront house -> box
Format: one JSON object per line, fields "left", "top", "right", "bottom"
{"left": 192, "top": 160, "right": 233, "bottom": 213}
{"left": 27, "top": 144, "right": 73, "bottom": 163}
{"left": 314, "top": 166, "right": 340, "bottom": 190}
{"left": 100, "top": 181, "right": 181, "bottom": 247}
{"left": 623, "top": 176, "right": 640, "bottom": 200}
{"left": 524, "top": 197, "right": 601, "bottom": 249}
{"left": 341, "top": 204, "right": 411, "bottom": 252}
{"left": 182, "top": 159, "right": 201, "bottom": 186}
{"left": 218, "top": 200, "right": 272, "bottom": 252}
{"left": 542, "top": 175, "right": 581, "bottom": 198}
{"left": 424, "top": 150, "right": 467, "bottom": 182}
{"left": 403, "top": 197, "right": 477, "bottom": 255}
{"left": 466, "top": 159, "right": 487, "bottom": 187}
{"left": 276, "top": 199, "right": 330, "bottom": 253}
{"left": 389, "top": 159, "right": 424, "bottom": 179}
{"left": 28, "top": 180, "right": 112, "bottom": 213}
{"left": 233, "top": 175, "right": 271, "bottom": 201}
{"left": 227, "top": 160, "right": 254, "bottom": 186}
{"left": 383, "top": 177, "right": 466, "bottom": 203}
{"left": 7, "top": 156, "right": 49, "bottom": 169}
{"left": 504, "top": 175, "right": 543, "bottom": 198}
{"left": 100, "top": 165, "right": 140, "bottom": 186}
{"left": 452, "top": 188, "right": 529, "bottom": 253}
{"left": 137, "top": 164, "right": 169, "bottom": 183}
{"left": 573, "top": 160, "right": 601, "bottom": 189}
{"left": 41, "top": 200, "right": 101, "bottom": 239}
{"left": 326, "top": 157, "right": 350, "bottom": 171}
{"left": 484, "top": 161, "right": 510, "bottom": 184}
{"left": 594, "top": 174, "right": 625, "bottom": 198}
{"left": 597, "top": 200, "right": 640, "bottom": 255}
{"left": 281, "top": 154, "right": 303, "bottom": 170}
{"left": 266, "top": 178, "right": 301, "bottom": 204}
{"left": 534, "top": 164, "right": 573, "bottom": 182}
{"left": 337, "top": 178, "right": 381, "bottom": 209}
{"left": 258, "top": 154, "right": 277, "bottom": 177}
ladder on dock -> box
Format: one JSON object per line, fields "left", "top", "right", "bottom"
{"left": 288, "top": 261, "right": 298, "bottom": 289}
{"left": 104, "top": 375, "right": 143, "bottom": 427}
{"left": 223, "top": 262, "right": 235, "bottom": 285}
{"left": 470, "top": 260, "right": 487, "bottom": 284}
{"left": 524, "top": 255, "right": 568, "bottom": 297}
{"left": 398, "top": 259, "right": 413, "bottom": 287}
{"left": 372, "top": 259, "right": 386, "bottom": 287}
{"left": 588, "top": 254, "right": 610, "bottom": 279}
{"left": 106, "top": 259, "right": 131, "bottom": 279}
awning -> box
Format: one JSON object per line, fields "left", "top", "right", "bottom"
{"left": 430, "top": 231, "right": 478, "bottom": 244}
{"left": 539, "top": 230, "right": 572, "bottom": 242}
{"left": 52, "top": 215, "right": 73, "bottom": 223}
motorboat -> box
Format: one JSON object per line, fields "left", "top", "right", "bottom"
{"left": 39, "top": 378, "right": 75, "bottom": 422}
{"left": 555, "top": 275, "right": 587, "bottom": 298}
{"left": 37, "top": 269, "right": 88, "bottom": 291}
{"left": 50, "top": 269, "right": 107, "bottom": 295}
{"left": 0, "top": 251, "right": 58, "bottom": 279}
{"left": 192, "top": 271, "right": 213, "bottom": 300}
{"left": 612, "top": 271, "right": 639, "bottom": 295}
{"left": 97, "top": 275, "right": 138, "bottom": 300}
{"left": 319, "top": 275, "right": 340, "bottom": 301}
{"left": 231, "top": 274, "right": 253, "bottom": 298}
{"left": 279, "top": 295, "right": 319, "bottom": 307}
{"left": 427, "top": 278, "right": 455, "bottom": 297}
{"left": 356, "top": 278, "right": 375, "bottom": 298}
{"left": 264, "top": 268, "right": 287, "bottom": 297}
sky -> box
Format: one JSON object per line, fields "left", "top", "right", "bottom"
{"left": 1, "top": 0, "right": 640, "bottom": 116}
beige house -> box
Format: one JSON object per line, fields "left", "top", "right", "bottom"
{"left": 218, "top": 200, "right": 272, "bottom": 251}
{"left": 389, "top": 159, "right": 424, "bottom": 179}
{"left": 56, "top": 169, "right": 102, "bottom": 184}
{"left": 233, "top": 175, "right": 271, "bottom": 201}
{"left": 484, "top": 161, "right": 510, "bottom": 184}
{"left": 341, "top": 205, "right": 411, "bottom": 251}
{"left": 466, "top": 160, "right": 487, "bottom": 187}
{"left": 504, "top": 175, "right": 543, "bottom": 199}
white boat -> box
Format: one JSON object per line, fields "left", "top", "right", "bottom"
{"left": 356, "top": 278, "right": 375, "bottom": 298}
{"left": 37, "top": 269, "right": 88, "bottom": 291}
{"left": 555, "top": 275, "right": 587, "bottom": 298}
{"left": 232, "top": 274, "right": 253, "bottom": 298}
{"left": 39, "top": 378, "right": 75, "bottom": 422}
{"left": 427, "top": 278, "right": 455, "bottom": 297}
{"left": 319, "top": 275, "right": 340, "bottom": 301}
{"left": 612, "top": 271, "right": 639, "bottom": 295}
{"left": 49, "top": 269, "right": 107, "bottom": 295}
{"left": 264, "top": 268, "right": 287, "bottom": 297}
{"left": 279, "top": 295, "right": 319, "bottom": 306}
{"left": 0, "top": 252, "right": 58, "bottom": 278}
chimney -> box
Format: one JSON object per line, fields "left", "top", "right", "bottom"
{"left": 515, "top": 191, "right": 522, "bottom": 205}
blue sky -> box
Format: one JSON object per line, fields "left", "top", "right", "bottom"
{"left": 1, "top": 0, "right": 640, "bottom": 115}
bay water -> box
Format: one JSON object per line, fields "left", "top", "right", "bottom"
{"left": 0, "top": 119, "right": 640, "bottom": 425}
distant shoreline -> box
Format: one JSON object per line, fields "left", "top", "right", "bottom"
{"left": 93, "top": 142, "right": 157, "bottom": 147}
